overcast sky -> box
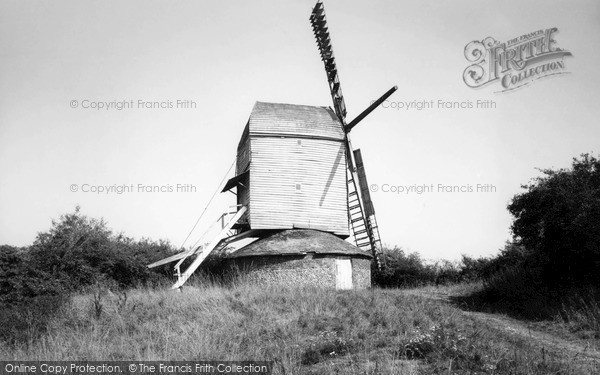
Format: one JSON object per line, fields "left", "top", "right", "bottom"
{"left": 1, "top": 0, "right": 598, "bottom": 260}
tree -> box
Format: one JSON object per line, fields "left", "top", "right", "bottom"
{"left": 0, "top": 245, "right": 67, "bottom": 302}
{"left": 507, "top": 153, "right": 600, "bottom": 285}
{"left": 29, "top": 206, "right": 113, "bottom": 287}
{"left": 374, "top": 246, "right": 436, "bottom": 287}
{"left": 28, "top": 207, "right": 175, "bottom": 290}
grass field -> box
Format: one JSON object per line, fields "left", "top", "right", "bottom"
{"left": 2, "top": 280, "right": 599, "bottom": 374}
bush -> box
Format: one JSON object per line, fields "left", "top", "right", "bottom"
{"left": 459, "top": 255, "right": 493, "bottom": 281}
{"left": 0, "top": 246, "right": 70, "bottom": 346}
{"left": 374, "top": 247, "right": 495, "bottom": 288}
{"left": 0, "top": 245, "right": 67, "bottom": 304}
{"left": 507, "top": 153, "right": 600, "bottom": 287}
{"left": 0, "top": 294, "right": 68, "bottom": 345}
{"left": 467, "top": 154, "right": 600, "bottom": 319}
{"left": 1, "top": 207, "right": 181, "bottom": 316}
{"left": 374, "top": 246, "right": 436, "bottom": 287}
{"left": 0, "top": 208, "right": 218, "bottom": 346}
{"left": 432, "top": 259, "right": 462, "bottom": 285}
{"left": 26, "top": 207, "right": 178, "bottom": 291}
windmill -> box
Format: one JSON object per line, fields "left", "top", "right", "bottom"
{"left": 147, "top": 1, "right": 396, "bottom": 290}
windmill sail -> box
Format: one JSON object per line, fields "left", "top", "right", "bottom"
{"left": 310, "top": 0, "right": 395, "bottom": 270}
{"left": 310, "top": 1, "right": 347, "bottom": 121}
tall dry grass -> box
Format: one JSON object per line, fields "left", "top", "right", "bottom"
{"left": 1, "top": 278, "right": 597, "bottom": 374}
{"left": 558, "top": 289, "right": 600, "bottom": 341}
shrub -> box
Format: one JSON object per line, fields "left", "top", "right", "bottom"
{"left": 459, "top": 254, "right": 493, "bottom": 281}
{"left": 374, "top": 246, "right": 436, "bottom": 287}
{"left": 0, "top": 245, "right": 71, "bottom": 346}
{"left": 0, "top": 245, "right": 67, "bottom": 304}
{"left": 0, "top": 294, "right": 69, "bottom": 345}
{"left": 507, "top": 153, "right": 600, "bottom": 287}
{"left": 26, "top": 207, "right": 177, "bottom": 291}
{"left": 469, "top": 154, "right": 600, "bottom": 319}
{"left": 374, "top": 247, "right": 493, "bottom": 288}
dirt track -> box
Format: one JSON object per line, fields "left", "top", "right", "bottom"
{"left": 404, "top": 289, "right": 600, "bottom": 367}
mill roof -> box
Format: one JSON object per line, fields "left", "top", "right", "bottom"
{"left": 247, "top": 101, "right": 345, "bottom": 140}
{"left": 227, "top": 229, "right": 372, "bottom": 259}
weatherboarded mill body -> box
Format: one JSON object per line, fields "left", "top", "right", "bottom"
{"left": 221, "top": 102, "right": 371, "bottom": 289}
{"left": 229, "top": 102, "right": 348, "bottom": 236}
{"left": 148, "top": 0, "right": 396, "bottom": 290}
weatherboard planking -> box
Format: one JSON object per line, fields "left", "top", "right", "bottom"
{"left": 249, "top": 136, "right": 348, "bottom": 236}
{"left": 231, "top": 101, "right": 349, "bottom": 236}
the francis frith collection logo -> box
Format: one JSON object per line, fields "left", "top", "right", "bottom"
{"left": 463, "top": 28, "right": 572, "bottom": 92}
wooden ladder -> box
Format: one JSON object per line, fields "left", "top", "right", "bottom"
{"left": 172, "top": 206, "right": 247, "bottom": 289}
{"left": 365, "top": 213, "right": 383, "bottom": 269}
{"left": 347, "top": 147, "right": 384, "bottom": 269}
{"left": 348, "top": 176, "right": 372, "bottom": 252}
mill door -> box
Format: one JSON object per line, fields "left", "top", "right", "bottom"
{"left": 335, "top": 258, "right": 353, "bottom": 290}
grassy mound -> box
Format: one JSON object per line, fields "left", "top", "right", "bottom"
{"left": 2, "top": 281, "right": 595, "bottom": 374}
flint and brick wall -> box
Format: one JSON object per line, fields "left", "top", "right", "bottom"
{"left": 224, "top": 254, "right": 372, "bottom": 289}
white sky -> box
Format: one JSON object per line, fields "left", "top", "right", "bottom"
{"left": 1, "top": 0, "right": 599, "bottom": 260}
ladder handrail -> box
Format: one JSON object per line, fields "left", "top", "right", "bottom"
{"left": 147, "top": 207, "right": 241, "bottom": 269}
{"left": 172, "top": 206, "right": 248, "bottom": 289}
{"left": 174, "top": 208, "right": 239, "bottom": 272}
